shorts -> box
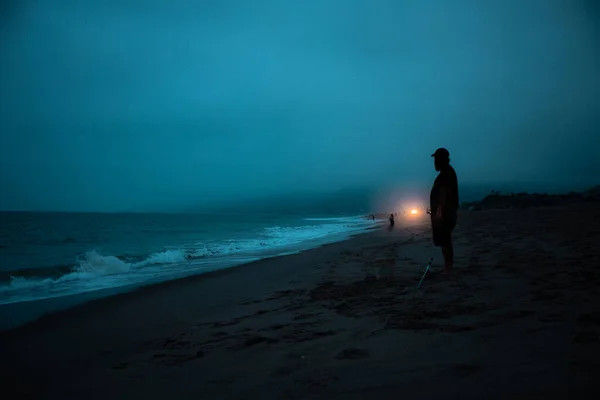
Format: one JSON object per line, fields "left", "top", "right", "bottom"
{"left": 431, "top": 215, "right": 457, "bottom": 247}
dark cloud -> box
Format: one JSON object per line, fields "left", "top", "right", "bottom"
{"left": 1, "top": 0, "right": 598, "bottom": 211}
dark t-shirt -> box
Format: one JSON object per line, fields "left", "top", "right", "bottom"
{"left": 430, "top": 165, "right": 459, "bottom": 218}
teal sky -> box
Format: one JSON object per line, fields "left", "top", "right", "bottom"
{"left": 1, "top": 0, "right": 599, "bottom": 212}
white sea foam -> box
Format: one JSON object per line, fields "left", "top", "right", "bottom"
{"left": 0, "top": 216, "right": 373, "bottom": 305}
{"left": 134, "top": 249, "right": 187, "bottom": 266}
{"left": 74, "top": 250, "right": 131, "bottom": 274}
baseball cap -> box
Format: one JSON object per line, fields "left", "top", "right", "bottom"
{"left": 431, "top": 148, "right": 450, "bottom": 158}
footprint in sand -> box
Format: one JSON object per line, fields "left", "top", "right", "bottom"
{"left": 538, "top": 313, "right": 565, "bottom": 323}
{"left": 450, "top": 363, "right": 482, "bottom": 377}
{"left": 110, "top": 362, "right": 129, "bottom": 370}
{"left": 572, "top": 312, "right": 600, "bottom": 344}
{"left": 212, "top": 319, "right": 241, "bottom": 328}
{"left": 151, "top": 351, "right": 205, "bottom": 366}
{"left": 294, "top": 312, "right": 322, "bottom": 320}
{"left": 577, "top": 312, "right": 600, "bottom": 326}
{"left": 572, "top": 331, "right": 599, "bottom": 344}
{"left": 335, "top": 348, "right": 370, "bottom": 360}
{"left": 271, "top": 366, "right": 296, "bottom": 377}
{"left": 227, "top": 335, "right": 280, "bottom": 350}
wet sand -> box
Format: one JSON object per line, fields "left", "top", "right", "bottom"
{"left": 2, "top": 204, "right": 600, "bottom": 399}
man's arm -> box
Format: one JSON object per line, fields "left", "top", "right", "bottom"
{"left": 435, "top": 186, "right": 448, "bottom": 219}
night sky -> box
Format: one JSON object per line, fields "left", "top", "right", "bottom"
{"left": 1, "top": 0, "right": 598, "bottom": 212}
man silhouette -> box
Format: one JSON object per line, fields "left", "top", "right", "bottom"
{"left": 430, "top": 148, "right": 459, "bottom": 274}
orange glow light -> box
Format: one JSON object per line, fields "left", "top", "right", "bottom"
{"left": 411, "top": 209, "right": 418, "bottom": 215}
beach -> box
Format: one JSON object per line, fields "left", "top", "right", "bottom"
{"left": 2, "top": 203, "right": 600, "bottom": 399}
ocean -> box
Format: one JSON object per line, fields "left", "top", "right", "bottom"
{"left": 0, "top": 211, "right": 377, "bottom": 310}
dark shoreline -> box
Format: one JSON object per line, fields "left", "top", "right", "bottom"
{"left": 0, "top": 225, "right": 386, "bottom": 335}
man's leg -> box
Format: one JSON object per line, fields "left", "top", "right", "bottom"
{"left": 442, "top": 243, "right": 453, "bottom": 273}
{"left": 441, "top": 217, "right": 456, "bottom": 273}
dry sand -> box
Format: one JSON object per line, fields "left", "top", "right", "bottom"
{"left": 2, "top": 204, "right": 600, "bottom": 399}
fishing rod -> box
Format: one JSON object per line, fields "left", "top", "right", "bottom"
{"left": 416, "top": 257, "right": 434, "bottom": 290}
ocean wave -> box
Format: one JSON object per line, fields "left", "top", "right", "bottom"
{"left": 0, "top": 216, "right": 374, "bottom": 305}
{"left": 303, "top": 215, "right": 366, "bottom": 221}
{"left": 263, "top": 223, "right": 357, "bottom": 243}
{"left": 0, "top": 250, "right": 135, "bottom": 304}
{"left": 134, "top": 249, "right": 187, "bottom": 266}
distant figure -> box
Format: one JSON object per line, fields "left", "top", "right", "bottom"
{"left": 430, "top": 148, "right": 459, "bottom": 274}
{"left": 389, "top": 213, "right": 395, "bottom": 228}
{"left": 372, "top": 215, "right": 375, "bottom": 221}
